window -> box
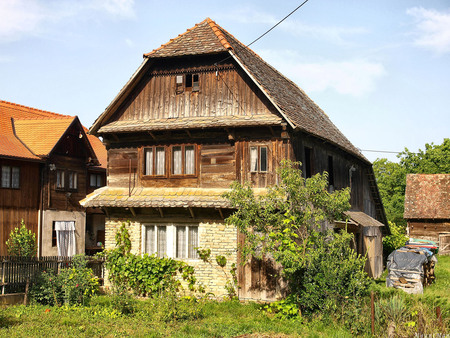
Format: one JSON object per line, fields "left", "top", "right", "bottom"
{"left": 90, "top": 173, "right": 103, "bottom": 188}
{"left": 304, "top": 147, "right": 313, "bottom": 178}
{"left": 56, "top": 170, "right": 65, "bottom": 189}
{"left": 250, "top": 146, "right": 268, "bottom": 173}
{"left": 143, "top": 224, "right": 199, "bottom": 259}
{"left": 171, "top": 145, "right": 196, "bottom": 176}
{"left": 327, "top": 155, "right": 334, "bottom": 187}
{"left": 176, "top": 74, "right": 199, "bottom": 93}
{"left": 144, "top": 145, "right": 196, "bottom": 177}
{"left": 144, "top": 146, "right": 166, "bottom": 176}
{"left": 1, "top": 165, "right": 20, "bottom": 188}
{"left": 68, "top": 171, "right": 77, "bottom": 190}
{"left": 53, "top": 221, "right": 76, "bottom": 257}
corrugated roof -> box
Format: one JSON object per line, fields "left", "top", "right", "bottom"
{"left": 80, "top": 187, "right": 267, "bottom": 208}
{"left": 404, "top": 174, "right": 450, "bottom": 219}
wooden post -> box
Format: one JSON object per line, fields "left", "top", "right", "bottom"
{"left": 24, "top": 278, "right": 29, "bottom": 305}
{"left": 1, "top": 260, "right": 5, "bottom": 295}
{"left": 371, "top": 291, "right": 375, "bottom": 335}
{"left": 436, "top": 306, "right": 442, "bottom": 329}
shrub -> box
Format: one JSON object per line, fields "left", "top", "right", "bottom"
{"left": 30, "top": 255, "right": 99, "bottom": 306}
{"left": 383, "top": 221, "right": 408, "bottom": 257}
{"left": 6, "top": 219, "right": 37, "bottom": 257}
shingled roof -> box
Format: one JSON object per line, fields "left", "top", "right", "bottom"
{"left": 120, "top": 18, "right": 363, "bottom": 161}
{"left": 0, "top": 100, "right": 107, "bottom": 168}
{"left": 404, "top": 174, "right": 450, "bottom": 219}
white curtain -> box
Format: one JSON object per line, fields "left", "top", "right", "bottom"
{"left": 172, "top": 146, "right": 182, "bottom": 175}
{"left": 188, "top": 226, "right": 198, "bottom": 259}
{"left": 176, "top": 226, "right": 186, "bottom": 258}
{"left": 185, "top": 146, "right": 195, "bottom": 175}
{"left": 156, "top": 147, "right": 165, "bottom": 175}
{"left": 157, "top": 226, "right": 166, "bottom": 257}
{"left": 55, "top": 221, "right": 76, "bottom": 257}
{"left": 145, "top": 148, "right": 153, "bottom": 175}
{"left": 145, "top": 226, "right": 155, "bottom": 254}
{"left": 250, "top": 147, "right": 258, "bottom": 172}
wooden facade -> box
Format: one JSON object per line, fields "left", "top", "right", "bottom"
{"left": 84, "top": 18, "right": 388, "bottom": 299}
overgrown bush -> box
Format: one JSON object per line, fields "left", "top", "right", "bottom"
{"left": 383, "top": 221, "right": 408, "bottom": 257}
{"left": 105, "top": 221, "right": 198, "bottom": 296}
{"left": 224, "top": 160, "right": 369, "bottom": 316}
{"left": 30, "top": 255, "right": 99, "bottom": 306}
{"left": 6, "top": 219, "right": 37, "bottom": 257}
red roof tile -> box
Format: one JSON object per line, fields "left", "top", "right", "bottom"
{"left": 404, "top": 174, "right": 450, "bottom": 219}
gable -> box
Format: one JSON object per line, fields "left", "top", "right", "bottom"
{"left": 404, "top": 174, "right": 450, "bottom": 219}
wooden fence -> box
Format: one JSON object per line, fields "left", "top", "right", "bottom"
{"left": 0, "top": 256, "right": 105, "bottom": 294}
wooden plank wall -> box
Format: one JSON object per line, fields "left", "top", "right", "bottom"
{"left": 408, "top": 220, "right": 450, "bottom": 243}
{"left": 115, "top": 67, "right": 278, "bottom": 122}
{"left": 0, "top": 159, "right": 40, "bottom": 256}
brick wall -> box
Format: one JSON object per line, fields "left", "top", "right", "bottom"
{"left": 104, "top": 218, "right": 238, "bottom": 297}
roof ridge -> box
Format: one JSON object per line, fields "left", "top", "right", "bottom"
{"left": 0, "top": 100, "right": 73, "bottom": 118}
{"left": 144, "top": 18, "right": 213, "bottom": 57}
{"left": 206, "top": 18, "right": 232, "bottom": 50}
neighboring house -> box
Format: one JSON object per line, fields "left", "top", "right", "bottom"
{"left": 404, "top": 174, "right": 450, "bottom": 254}
{"left": 81, "top": 18, "right": 388, "bottom": 300}
{"left": 0, "top": 100, "right": 107, "bottom": 257}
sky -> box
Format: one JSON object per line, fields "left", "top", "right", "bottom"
{"left": 0, "top": 0, "right": 449, "bottom": 163}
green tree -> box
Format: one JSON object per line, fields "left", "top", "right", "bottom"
{"left": 373, "top": 138, "right": 450, "bottom": 226}
{"left": 6, "top": 219, "right": 37, "bottom": 257}
{"left": 224, "top": 160, "right": 369, "bottom": 314}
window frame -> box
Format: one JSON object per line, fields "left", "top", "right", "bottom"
{"left": 56, "top": 169, "right": 65, "bottom": 190}
{"left": 175, "top": 73, "right": 200, "bottom": 94}
{"left": 249, "top": 145, "right": 269, "bottom": 173}
{"left": 169, "top": 144, "right": 197, "bottom": 177}
{"left": 68, "top": 171, "right": 78, "bottom": 191}
{"left": 142, "top": 224, "right": 199, "bottom": 260}
{"left": 89, "top": 173, "right": 103, "bottom": 188}
{"left": 1, "top": 165, "right": 20, "bottom": 189}
{"left": 143, "top": 146, "right": 168, "bottom": 177}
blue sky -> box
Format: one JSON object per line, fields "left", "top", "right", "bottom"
{"left": 0, "top": 0, "right": 449, "bottom": 162}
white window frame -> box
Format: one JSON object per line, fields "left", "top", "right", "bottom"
{"left": 142, "top": 223, "right": 199, "bottom": 260}
{"left": 249, "top": 145, "right": 268, "bottom": 173}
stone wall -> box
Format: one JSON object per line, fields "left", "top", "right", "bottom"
{"left": 104, "top": 218, "right": 238, "bottom": 297}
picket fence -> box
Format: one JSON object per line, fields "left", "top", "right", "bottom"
{"left": 0, "top": 256, "right": 105, "bottom": 294}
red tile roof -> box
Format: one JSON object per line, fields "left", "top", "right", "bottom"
{"left": 0, "top": 100, "right": 107, "bottom": 167}
{"left": 404, "top": 174, "right": 450, "bottom": 219}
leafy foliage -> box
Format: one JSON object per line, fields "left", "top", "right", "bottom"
{"left": 30, "top": 255, "right": 99, "bottom": 306}
{"left": 6, "top": 219, "right": 37, "bottom": 257}
{"left": 382, "top": 221, "right": 408, "bottom": 257}
{"left": 224, "top": 160, "right": 368, "bottom": 314}
{"left": 373, "top": 138, "right": 450, "bottom": 226}
{"left": 105, "top": 221, "right": 198, "bottom": 296}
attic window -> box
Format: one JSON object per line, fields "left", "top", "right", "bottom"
{"left": 177, "top": 74, "right": 199, "bottom": 93}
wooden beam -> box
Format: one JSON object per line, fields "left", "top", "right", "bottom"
{"left": 158, "top": 207, "right": 164, "bottom": 218}
{"left": 102, "top": 207, "right": 110, "bottom": 218}
{"left": 148, "top": 131, "right": 157, "bottom": 140}
{"left": 225, "top": 128, "right": 235, "bottom": 141}
{"left": 188, "top": 207, "right": 195, "bottom": 219}
{"left": 217, "top": 208, "right": 224, "bottom": 219}
{"left": 186, "top": 130, "right": 192, "bottom": 138}
{"left": 130, "top": 207, "right": 136, "bottom": 217}
{"left": 268, "top": 126, "right": 275, "bottom": 137}
{"left": 112, "top": 134, "right": 119, "bottom": 142}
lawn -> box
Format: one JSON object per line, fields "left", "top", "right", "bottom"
{"left": 0, "top": 255, "right": 448, "bottom": 337}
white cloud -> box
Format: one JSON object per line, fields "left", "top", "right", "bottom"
{"left": 229, "top": 8, "right": 366, "bottom": 45}
{"left": 407, "top": 7, "right": 450, "bottom": 54}
{"left": 260, "top": 50, "right": 386, "bottom": 97}
{"left": 0, "top": 0, "right": 135, "bottom": 43}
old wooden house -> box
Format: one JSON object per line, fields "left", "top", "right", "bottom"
{"left": 0, "top": 101, "right": 107, "bottom": 257}
{"left": 82, "top": 18, "right": 388, "bottom": 300}
{"left": 404, "top": 174, "right": 450, "bottom": 254}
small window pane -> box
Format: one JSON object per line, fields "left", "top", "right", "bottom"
{"left": 156, "top": 147, "right": 165, "bottom": 175}
{"left": 2, "top": 166, "right": 11, "bottom": 188}
{"left": 172, "top": 146, "right": 182, "bottom": 175}
{"left": 145, "top": 148, "right": 153, "bottom": 175}
{"left": 11, "top": 167, "right": 20, "bottom": 188}
{"left": 185, "top": 146, "right": 195, "bottom": 175}
{"left": 176, "top": 226, "right": 186, "bottom": 258}
{"left": 90, "top": 174, "right": 96, "bottom": 187}
{"left": 96, "top": 175, "right": 102, "bottom": 187}
{"left": 250, "top": 147, "right": 258, "bottom": 172}
{"left": 260, "top": 147, "right": 268, "bottom": 172}
{"left": 145, "top": 226, "right": 155, "bottom": 254}
{"left": 188, "top": 226, "right": 198, "bottom": 259}
{"left": 57, "top": 170, "right": 65, "bottom": 189}
{"left": 157, "top": 226, "right": 166, "bottom": 257}
{"left": 193, "top": 74, "right": 199, "bottom": 92}
{"left": 69, "top": 172, "right": 77, "bottom": 190}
